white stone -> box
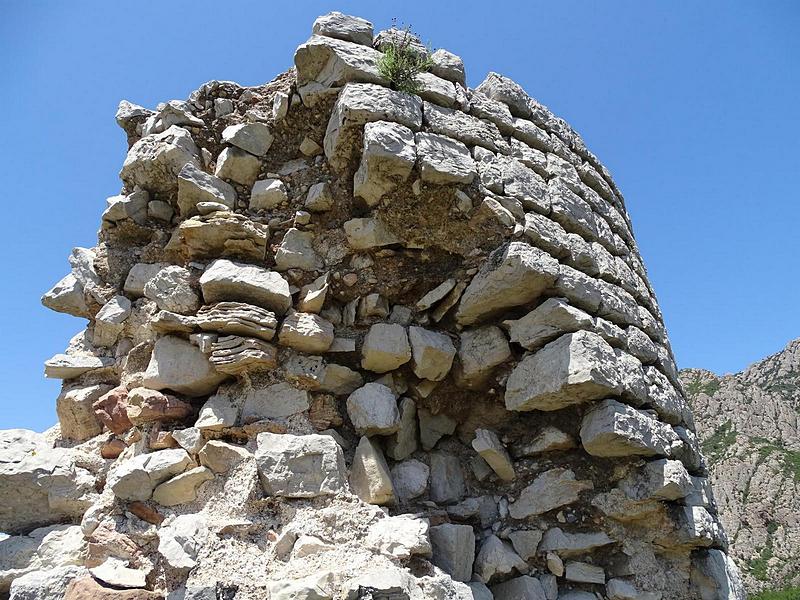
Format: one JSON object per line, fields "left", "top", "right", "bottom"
{"left": 215, "top": 146, "right": 261, "bottom": 186}
{"left": 200, "top": 259, "right": 292, "bottom": 314}
{"left": 312, "top": 11, "right": 373, "bottom": 45}
{"left": 250, "top": 178, "right": 287, "bottom": 210}
{"left": 474, "top": 534, "right": 527, "bottom": 583}
{"left": 144, "top": 265, "right": 199, "bottom": 315}
{"left": 456, "top": 325, "right": 511, "bottom": 386}
{"left": 538, "top": 527, "right": 613, "bottom": 557}
{"left": 177, "top": 162, "right": 236, "bottom": 216}
{"left": 346, "top": 382, "right": 400, "bottom": 436}
{"left": 408, "top": 326, "right": 456, "bottom": 381}
{"left": 365, "top": 514, "right": 431, "bottom": 559}
{"left": 344, "top": 217, "right": 401, "bottom": 250}
{"left": 90, "top": 557, "right": 147, "bottom": 588}
{"left": 241, "top": 381, "right": 310, "bottom": 421}
{"left": 350, "top": 436, "right": 395, "bottom": 505}
{"left": 158, "top": 513, "right": 208, "bottom": 569}
{"left": 107, "top": 448, "right": 193, "bottom": 501}
{"left": 142, "top": 335, "right": 227, "bottom": 396}
{"left": 93, "top": 296, "right": 132, "bottom": 347}
{"left": 120, "top": 125, "right": 200, "bottom": 195}
{"left": 222, "top": 122, "right": 274, "bottom": 157}
{"left": 275, "top": 228, "right": 323, "bottom": 271}
{"left": 353, "top": 121, "right": 416, "bottom": 206}
{"left": 415, "top": 132, "right": 476, "bottom": 184}
{"left": 152, "top": 466, "right": 214, "bottom": 506}
{"left": 41, "top": 273, "right": 88, "bottom": 317}
{"left": 124, "top": 263, "right": 166, "bottom": 297}
{"left": 565, "top": 561, "right": 605, "bottom": 584}
{"left": 508, "top": 468, "right": 593, "bottom": 519}
{"left": 305, "top": 181, "right": 334, "bottom": 212}
{"left": 278, "top": 310, "right": 335, "bottom": 353}
{"left": 472, "top": 429, "right": 515, "bottom": 481}
{"left": 504, "top": 297, "right": 594, "bottom": 351}
{"left": 360, "top": 323, "right": 411, "bottom": 373}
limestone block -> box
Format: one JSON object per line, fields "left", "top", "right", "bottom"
{"left": 511, "top": 426, "right": 575, "bottom": 457}
{"left": 199, "top": 259, "right": 292, "bottom": 314}
{"left": 196, "top": 301, "right": 277, "bottom": 341}
{"left": 107, "top": 448, "right": 192, "bottom": 501}
{"left": 390, "top": 459, "right": 429, "bottom": 501}
{"left": 312, "top": 11, "right": 373, "bottom": 45}
{"left": 565, "top": 561, "right": 604, "bottom": 584}
{"left": 346, "top": 382, "right": 400, "bottom": 436}
{"left": 364, "top": 514, "right": 431, "bottom": 559}
{"left": 56, "top": 384, "right": 109, "bottom": 441}
{"left": 214, "top": 146, "right": 261, "bottom": 187}
{"left": 126, "top": 387, "right": 192, "bottom": 425}
{"left": 414, "top": 131, "right": 476, "bottom": 184}
{"left": 690, "top": 549, "right": 746, "bottom": 600}
{"left": 208, "top": 335, "right": 278, "bottom": 374}
{"left": 475, "top": 534, "right": 527, "bottom": 582}
{"left": 606, "top": 578, "right": 662, "bottom": 600}
{"left": 250, "top": 177, "right": 287, "bottom": 210}
{"left": 508, "top": 529, "right": 543, "bottom": 561}
{"left": 430, "top": 49, "right": 466, "bottom": 85}
{"left": 619, "top": 458, "right": 693, "bottom": 501}
{"left": 324, "top": 83, "right": 422, "bottom": 169}
{"left": 199, "top": 440, "right": 251, "bottom": 474}
{"left": 177, "top": 162, "right": 236, "bottom": 216}
{"left": 508, "top": 468, "right": 593, "bottom": 519}
{"left": 241, "top": 381, "right": 309, "bottom": 421}
{"left": 408, "top": 326, "right": 456, "bottom": 381}
{"left": 157, "top": 513, "right": 207, "bottom": 569}
{"left": 142, "top": 335, "right": 227, "bottom": 396}
{"left": 472, "top": 429, "right": 515, "bottom": 481}
{"left": 41, "top": 273, "right": 88, "bottom": 317}
{"left": 276, "top": 311, "right": 333, "bottom": 353}
{"left": 455, "top": 242, "right": 559, "bottom": 326}
{"left": 275, "top": 228, "right": 323, "bottom": 271}
{"left": 455, "top": 325, "right": 511, "bottom": 386}
{"left": 385, "top": 397, "right": 418, "bottom": 460}
{"left": 538, "top": 527, "right": 613, "bottom": 557}
{"left": 172, "top": 427, "right": 203, "bottom": 454}
{"left": 350, "top": 436, "right": 395, "bottom": 505}
{"left": 64, "top": 577, "right": 163, "bottom": 599}
{"left": 475, "top": 72, "right": 533, "bottom": 118}
{"left": 319, "top": 363, "right": 363, "bottom": 395}
{"left": 470, "top": 92, "right": 515, "bottom": 134}
{"left": 222, "top": 123, "right": 273, "bottom": 157}
{"left": 195, "top": 390, "right": 239, "bottom": 431}
{"left": 344, "top": 217, "right": 401, "bottom": 249}
{"left": 360, "top": 323, "right": 411, "bottom": 372}
{"left": 269, "top": 572, "right": 334, "bottom": 600}
{"left": 255, "top": 432, "right": 346, "bottom": 498}
{"left": 579, "top": 399, "right": 682, "bottom": 458}
{"left": 152, "top": 466, "right": 213, "bottom": 506}
{"left": 174, "top": 212, "right": 269, "bottom": 262}
{"left": 429, "top": 452, "right": 465, "bottom": 504}
{"left": 429, "top": 523, "right": 475, "bottom": 582}
{"left": 418, "top": 407, "right": 456, "bottom": 451}
{"left": 305, "top": 181, "right": 334, "bottom": 212}
{"left": 506, "top": 330, "right": 629, "bottom": 412}
{"left": 11, "top": 566, "right": 89, "bottom": 600}
{"left": 504, "top": 298, "right": 593, "bottom": 352}
{"left": 424, "top": 102, "right": 501, "bottom": 152}
{"left": 144, "top": 266, "right": 199, "bottom": 315}
{"left": 415, "top": 72, "right": 458, "bottom": 107}
{"left": 44, "top": 353, "right": 114, "bottom": 380}
{"left": 353, "top": 121, "right": 416, "bottom": 206}
{"left": 491, "top": 575, "right": 547, "bottom": 600}
{"left": 120, "top": 125, "right": 200, "bottom": 195}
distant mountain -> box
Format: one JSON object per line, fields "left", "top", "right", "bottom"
{"left": 681, "top": 339, "right": 800, "bottom": 594}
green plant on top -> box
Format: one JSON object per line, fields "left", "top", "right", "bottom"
{"left": 377, "top": 22, "right": 433, "bottom": 95}
{"left": 750, "top": 587, "right": 800, "bottom": 600}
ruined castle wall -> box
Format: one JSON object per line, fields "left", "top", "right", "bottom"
{"left": 0, "top": 11, "right": 743, "bottom": 600}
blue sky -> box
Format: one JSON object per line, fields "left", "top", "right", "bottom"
{"left": 1, "top": 1, "right": 798, "bottom": 431}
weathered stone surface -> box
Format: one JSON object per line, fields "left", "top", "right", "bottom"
{"left": 430, "top": 49, "right": 466, "bottom": 85}
{"left": 65, "top": 577, "right": 163, "bottom": 599}
{"left": 143, "top": 266, "right": 198, "bottom": 315}
{"left": 490, "top": 575, "right": 547, "bottom": 600}
{"left": 44, "top": 353, "right": 114, "bottom": 379}
{"left": 108, "top": 448, "right": 193, "bottom": 501}
{"left": 275, "top": 227, "right": 323, "bottom": 271}
{"left": 199, "top": 259, "right": 291, "bottom": 314}
{"left": 455, "top": 325, "right": 511, "bottom": 386}
{"left": 199, "top": 440, "right": 251, "bottom": 474}
{"left": 158, "top": 513, "right": 207, "bottom": 569}
{"left": 429, "top": 523, "right": 475, "bottom": 582}
{"left": 142, "top": 335, "right": 227, "bottom": 396}
{"left": 93, "top": 296, "right": 132, "bottom": 347}
{"left": 177, "top": 162, "right": 236, "bottom": 216}
{"left": 92, "top": 386, "right": 133, "bottom": 434}
{"left": 123, "top": 263, "right": 166, "bottom": 298}
{"left": 390, "top": 458, "right": 429, "bottom": 501}
{"left": 353, "top": 120, "right": 416, "bottom": 206}
{"left": 365, "top": 514, "right": 431, "bottom": 559}
{"left": 565, "top": 561, "right": 605, "bottom": 584}
{"left": 196, "top": 301, "right": 277, "bottom": 341}
{"left": 214, "top": 146, "right": 261, "bottom": 187}
{"left": 385, "top": 397, "right": 417, "bottom": 460}
{"left": 90, "top": 557, "right": 147, "bottom": 588}
{"left": 408, "top": 326, "right": 456, "bottom": 381}
{"left": 606, "top": 578, "right": 662, "bottom": 600}
{"left": 278, "top": 310, "right": 335, "bottom": 353}
{"left": 195, "top": 390, "right": 238, "bottom": 431}
{"left": 511, "top": 426, "right": 575, "bottom": 457}
{"left": 42, "top": 273, "right": 89, "bottom": 317}
{"left": 455, "top": 242, "right": 559, "bottom": 325}
{"left": 505, "top": 330, "right": 626, "bottom": 412}
{"left": 250, "top": 177, "right": 287, "bottom": 210}
{"left": 424, "top": 102, "right": 501, "bottom": 151}
{"left": 475, "top": 534, "right": 527, "bottom": 582}
{"left": 504, "top": 297, "right": 593, "bottom": 351}
{"left": 418, "top": 407, "right": 457, "bottom": 451}
{"left": 350, "top": 436, "right": 395, "bottom": 505}
{"left": 690, "top": 549, "right": 746, "bottom": 600}
{"left": 126, "top": 387, "right": 192, "bottom": 425}
{"left": 508, "top": 529, "right": 543, "bottom": 561}
{"left": 360, "top": 323, "right": 411, "bottom": 372}
{"left": 538, "top": 527, "right": 614, "bottom": 557}
{"left": 429, "top": 452, "right": 465, "bottom": 504}
{"left": 56, "top": 384, "right": 109, "bottom": 440}
{"left": 346, "top": 382, "right": 400, "bottom": 436}
{"left": 324, "top": 83, "right": 422, "bottom": 169}
{"left": 313, "top": 11, "right": 373, "bottom": 45}
{"left": 475, "top": 72, "right": 532, "bottom": 118}
{"left": 241, "top": 381, "right": 309, "bottom": 421}
{"left": 269, "top": 572, "right": 334, "bottom": 600}
{"left": 508, "top": 468, "right": 593, "bottom": 519}
{"left": 255, "top": 432, "right": 345, "bottom": 498}
{"left": 152, "top": 466, "right": 214, "bottom": 506}
{"left": 222, "top": 122, "right": 273, "bottom": 157}
{"left": 415, "top": 131, "right": 476, "bottom": 184}
{"left": 10, "top": 565, "right": 89, "bottom": 600}
{"left": 208, "top": 335, "right": 278, "bottom": 374}
{"left": 174, "top": 212, "right": 269, "bottom": 262}
{"left": 343, "top": 217, "right": 401, "bottom": 249}
{"left": 305, "top": 181, "right": 334, "bottom": 212}
{"left": 120, "top": 125, "right": 200, "bottom": 195}
{"left": 472, "top": 428, "right": 515, "bottom": 481}
{"left": 580, "top": 399, "right": 682, "bottom": 458}
{"left": 620, "top": 458, "right": 693, "bottom": 501}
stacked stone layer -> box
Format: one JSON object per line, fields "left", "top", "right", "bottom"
{"left": 2, "top": 11, "right": 743, "bottom": 600}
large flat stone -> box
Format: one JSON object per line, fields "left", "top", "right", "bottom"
{"left": 415, "top": 132, "right": 476, "bottom": 184}
{"left": 350, "top": 436, "right": 395, "bottom": 505}
{"left": 429, "top": 523, "right": 475, "bottom": 582}
{"left": 142, "top": 335, "right": 228, "bottom": 396}
{"left": 199, "top": 259, "right": 291, "bottom": 314}
{"left": 508, "top": 468, "right": 593, "bottom": 519}
{"left": 119, "top": 125, "right": 199, "bottom": 195}
{"left": 353, "top": 120, "right": 416, "bottom": 206}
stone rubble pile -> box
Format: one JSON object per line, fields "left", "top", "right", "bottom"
{"left": 3, "top": 11, "right": 743, "bottom": 600}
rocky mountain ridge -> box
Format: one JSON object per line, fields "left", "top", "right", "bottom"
{"left": 682, "top": 338, "right": 800, "bottom": 594}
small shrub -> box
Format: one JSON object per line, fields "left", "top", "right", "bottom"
{"left": 377, "top": 25, "right": 433, "bottom": 95}
{"left": 750, "top": 587, "right": 800, "bottom": 600}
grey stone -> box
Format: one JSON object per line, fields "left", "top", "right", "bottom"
{"left": 475, "top": 72, "right": 532, "bottom": 118}
{"left": 418, "top": 407, "right": 457, "bottom": 451}
{"left": 9, "top": 565, "right": 87, "bottom": 600}
{"left": 177, "top": 162, "right": 236, "bottom": 216}
{"left": 196, "top": 301, "right": 277, "bottom": 341}
{"left": 690, "top": 549, "right": 746, "bottom": 600}
{"left": 564, "top": 561, "right": 604, "bottom": 584}
{"left": 475, "top": 534, "right": 527, "bottom": 582}
{"left": 55, "top": 384, "right": 109, "bottom": 441}
{"left": 250, "top": 177, "right": 287, "bottom": 210}
{"left": 199, "top": 259, "right": 292, "bottom": 314}
{"left": 579, "top": 399, "right": 682, "bottom": 458}
{"left": 424, "top": 102, "right": 501, "bottom": 152}
{"left": 350, "top": 436, "right": 395, "bottom": 505}
{"left": 606, "top": 578, "right": 662, "bottom": 600}
{"left": 124, "top": 263, "right": 166, "bottom": 298}
{"left": 144, "top": 265, "right": 199, "bottom": 315}
{"left": 305, "top": 181, "right": 334, "bottom": 212}
{"left": 199, "top": 440, "right": 251, "bottom": 474}
{"left": 107, "top": 448, "right": 193, "bottom": 501}
{"left": 538, "top": 527, "right": 614, "bottom": 557}
{"left": 408, "top": 326, "right": 456, "bottom": 381}
{"left": 152, "top": 466, "right": 214, "bottom": 506}
{"left": 456, "top": 242, "right": 558, "bottom": 326}
{"left": 255, "top": 432, "right": 346, "bottom": 498}
{"left": 353, "top": 121, "right": 416, "bottom": 206}
{"left": 508, "top": 468, "right": 593, "bottom": 519}
{"left": 472, "top": 429, "right": 515, "bottom": 481}
{"left": 429, "top": 523, "right": 475, "bottom": 582}
{"left": 490, "top": 576, "right": 547, "bottom": 600}
{"left": 430, "top": 49, "right": 466, "bottom": 85}
{"left": 508, "top": 529, "right": 543, "bottom": 561}
{"left": 241, "top": 382, "right": 310, "bottom": 421}
{"left": 222, "top": 122, "right": 274, "bottom": 157}
{"left": 390, "top": 459, "right": 429, "bottom": 501}
{"left": 511, "top": 426, "right": 576, "bottom": 457}
{"left": 429, "top": 452, "right": 465, "bottom": 504}
{"left": 415, "top": 131, "right": 476, "bottom": 184}
{"left": 455, "top": 325, "right": 511, "bottom": 386}
{"left": 385, "top": 397, "right": 418, "bottom": 460}
{"left": 44, "top": 353, "right": 114, "bottom": 379}
{"left": 346, "top": 382, "right": 400, "bottom": 436}
{"left": 93, "top": 295, "right": 132, "bottom": 347}
{"left": 275, "top": 228, "right": 323, "bottom": 271}
{"left": 504, "top": 298, "right": 593, "bottom": 351}
{"left": 214, "top": 146, "right": 261, "bottom": 187}
{"left": 120, "top": 125, "right": 200, "bottom": 195}
{"left": 41, "top": 273, "right": 88, "bottom": 317}
{"left": 312, "top": 11, "right": 373, "bottom": 45}
{"left": 344, "top": 217, "right": 401, "bottom": 249}
{"left": 619, "top": 458, "right": 693, "bottom": 501}
{"left": 361, "top": 323, "right": 411, "bottom": 372}
{"left": 142, "top": 335, "right": 227, "bottom": 396}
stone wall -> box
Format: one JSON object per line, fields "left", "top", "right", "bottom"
{"left": 1, "top": 11, "right": 744, "bottom": 600}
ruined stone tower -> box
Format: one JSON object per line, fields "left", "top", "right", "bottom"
{"left": 1, "top": 11, "right": 745, "bottom": 600}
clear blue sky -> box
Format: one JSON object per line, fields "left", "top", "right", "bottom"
{"left": 1, "top": 1, "right": 798, "bottom": 431}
